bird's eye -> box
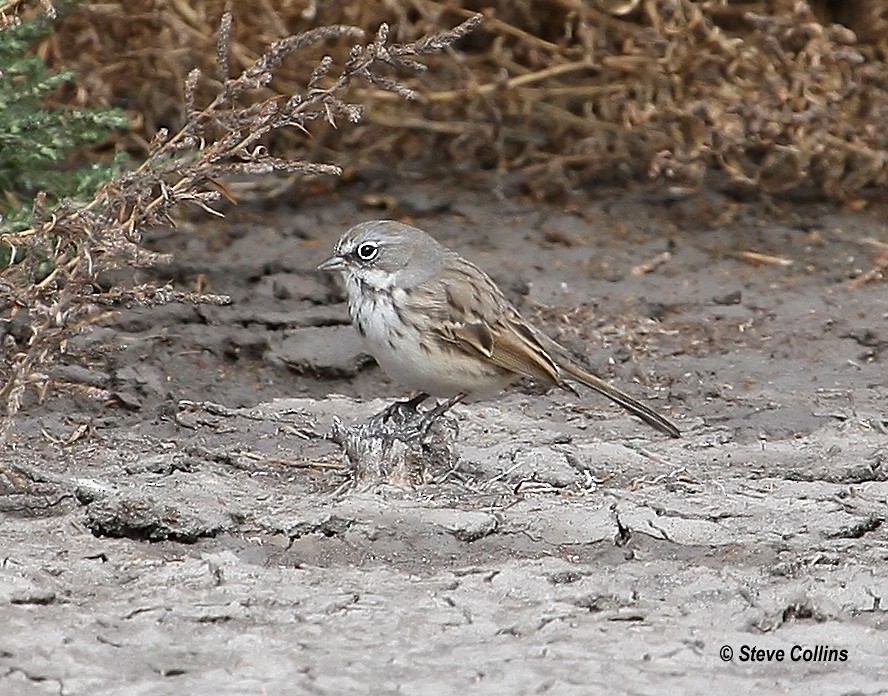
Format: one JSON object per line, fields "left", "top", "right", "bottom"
{"left": 355, "top": 241, "right": 379, "bottom": 263}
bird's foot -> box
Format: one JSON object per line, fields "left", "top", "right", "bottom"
{"left": 372, "top": 392, "right": 430, "bottom": 428}
{"left": 367, "top": 392, "right": 465, "bottom": 442}
{"left": 416, "top": 393, "right": 466, "bottom": 439}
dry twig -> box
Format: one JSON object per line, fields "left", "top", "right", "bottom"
{"left": 0, "top": 10, "right": 483, "bottom": 443}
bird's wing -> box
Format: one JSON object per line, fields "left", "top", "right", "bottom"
{"left": 406, "top": 254, "right": 681, "bottom": 438}
{"left": 413, "top": 256, "right": 562, "bottom": 384}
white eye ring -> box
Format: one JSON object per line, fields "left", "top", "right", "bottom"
{"left": 355, "top": 241, "right": 379, "bottom": 262}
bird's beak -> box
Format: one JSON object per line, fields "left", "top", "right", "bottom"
{"left": 317, "top": 255, "right": 346, "bottom": 272}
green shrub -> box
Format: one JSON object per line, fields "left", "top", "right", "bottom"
{"left": 0, "top": 4, "right": 128, "bottom": 233}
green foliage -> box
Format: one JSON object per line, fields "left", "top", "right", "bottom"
{"left": 0, "top": 5, "right": 129, "bottom": 231}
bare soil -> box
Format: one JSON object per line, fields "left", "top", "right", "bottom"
{"left": 2, "top": 178, "right": 887, "bottom": 695}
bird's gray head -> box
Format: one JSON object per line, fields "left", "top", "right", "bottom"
{"left": 318, "top": 220, "right": 447, "bottom": 291}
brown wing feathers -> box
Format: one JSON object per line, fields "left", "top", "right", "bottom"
{"left": 421, "top": 255, "right": 680, "bottom": 438}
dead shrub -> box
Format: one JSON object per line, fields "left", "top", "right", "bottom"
{"left": 38, "top": 0, "right": 888, "bottom": 200}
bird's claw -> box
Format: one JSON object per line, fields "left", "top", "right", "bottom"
{"left": 372, "top": 392, "right": 429, "bottom": 428}
{"left": 369, "top": 392, "right": 464, "bottom": 442}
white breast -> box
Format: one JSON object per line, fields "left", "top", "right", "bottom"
{"left": 345, "top": 278, "right": 512, "bottom": 398}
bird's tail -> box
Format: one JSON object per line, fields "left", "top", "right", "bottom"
{"left": 557, "top": 359, "right": 681, "bottom": 438}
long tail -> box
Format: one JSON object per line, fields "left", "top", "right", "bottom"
{"left": 557, "top": 359, "right": 681, "bottom": 438}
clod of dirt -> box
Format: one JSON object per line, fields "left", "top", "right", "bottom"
{"left": 269, "top": 273, "right": 334, "bottom": 303}
{"left": 713, "top": 290, "right": 742, "bottom": 305}
{"left": 85, "top": 492, "right": 230, "bottom": 542}
{"left": 109, "top": 363, "right": 171, "bottom": 411}
{"left": 750, "top": 594, "right": 843, "bottom": 633}
{"left": 446, "top": 513, "right": 498, "bottom": 542}
{"left": 512, "top": 448, "right": 583, "bottom": 488}
{"left": 268, "top": 326, "right": 371, "bottom": 378}
{"left": 0, "top": 464, "right": 81, "bottom": 517}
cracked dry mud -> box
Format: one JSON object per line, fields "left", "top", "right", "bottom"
{"left": 2, "top": 181, "right": 887, "bottom": 695}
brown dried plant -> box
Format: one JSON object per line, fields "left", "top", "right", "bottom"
{"left": 644, "top": 1, "right": 888, "bottom": 198}
{"left": 37, "top": 0, "right": 888, "bottom": 202}
{"left": 0, "top": 10, "right": 483, "bottom": 444}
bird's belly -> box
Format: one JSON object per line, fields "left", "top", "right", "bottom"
{"left": 370, "top": 333, "right": 512, "bottom": 398}
{"left": 352, "top": 294, "right": 511, "bottom": 398}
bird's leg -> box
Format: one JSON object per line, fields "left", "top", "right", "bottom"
{"left": 404, "top": 392, "right": 431, "bottom": 410}
{"left": 418, "top": 392, "right": 466, "bottom": 438}
{"left": 375, "top": 392, "right": 430, "bottom": 426}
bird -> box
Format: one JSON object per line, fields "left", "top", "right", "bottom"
{"left": 318, "top": 220, "right": 680, "bottom": 438}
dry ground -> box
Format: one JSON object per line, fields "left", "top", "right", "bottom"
{"left": 1, "top": 179, "right": 887, "bottom": 695}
